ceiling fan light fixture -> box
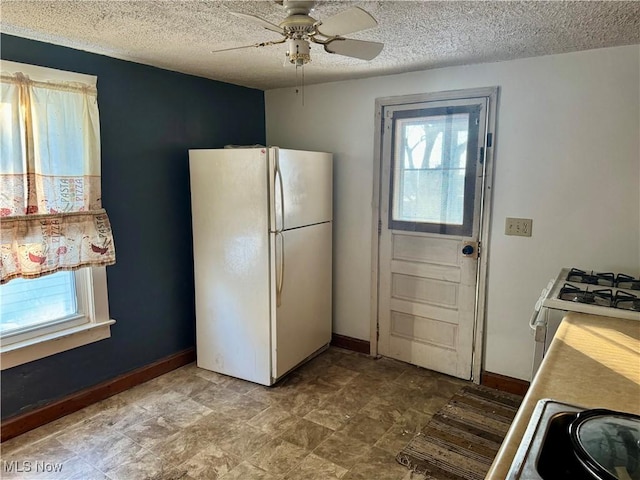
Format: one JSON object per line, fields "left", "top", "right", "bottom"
{"left": 286, "top": 38, "right": 311, "bottom": 66}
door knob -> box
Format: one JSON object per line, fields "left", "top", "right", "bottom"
{"left": 461, "top": 242, "right": 479, "bottom": 258}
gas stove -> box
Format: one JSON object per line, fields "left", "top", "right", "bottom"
{"left": 543, "top": 268, "right": 640, "bottom": 320}
{"left": 531, "top": 267, "right": 640, "bottom": 376}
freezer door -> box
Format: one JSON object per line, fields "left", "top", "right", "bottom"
{"left": 273, "top": 148, "right": 333, "bottom": 230}
{"left": 272, "top": 221, "right": 332, "bottom": 379}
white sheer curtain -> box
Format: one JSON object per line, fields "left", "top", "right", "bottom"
{"left": 0, "top": 66, "right": 115, "bottom": 284}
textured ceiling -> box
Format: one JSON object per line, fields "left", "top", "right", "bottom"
{"left": 2, "top": 1, "right": 639, "bottom": 90}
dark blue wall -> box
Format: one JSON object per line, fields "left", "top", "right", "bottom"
{"left": 1, "top": 34, "right": 266, "bottom": 419}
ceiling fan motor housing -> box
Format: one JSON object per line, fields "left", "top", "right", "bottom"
{"left": 282, "top": 0, "right": 316, "bottom": 16}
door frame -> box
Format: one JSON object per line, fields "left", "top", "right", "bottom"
{"left": 370, "top": 87, "right": 499, "bottom": 383}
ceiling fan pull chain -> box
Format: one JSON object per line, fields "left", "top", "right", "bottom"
{"left": 302, "top": 65, "right": 305, "bottom": 106}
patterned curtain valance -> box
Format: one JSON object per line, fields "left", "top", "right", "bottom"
{"left": 0, "top": 210, "right": 115, "bottom": 284}
{"left": 0, "top": 67, "right": 115, "bottom": 283}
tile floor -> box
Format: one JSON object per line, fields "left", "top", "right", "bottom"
{"left": 1, "top": 347, "right": 472, "bottom": 480}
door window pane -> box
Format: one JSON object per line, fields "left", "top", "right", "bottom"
{"left": 389, "top": 105, "right": 480, "bottom": 236}
{"left": 0, "top": 271, "right": 77, "bottom": 335}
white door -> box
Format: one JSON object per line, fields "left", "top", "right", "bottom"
{"left": 377, "top": 96, "right": 489, "bottom": 380}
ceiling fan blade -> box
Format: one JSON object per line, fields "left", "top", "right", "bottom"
{"left": 230, "top": 11, "right": 284, "bottom": 34}
{"left": 211, "top": 39, "right": 285, "bottom": 54}
{"left": 315, "top": 6, "right": 377, "bottom": 37}
{"left": 324, "top": 38, "right": 383, "bottom": 60}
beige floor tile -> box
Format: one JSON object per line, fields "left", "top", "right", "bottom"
{"left": 54, "top": 418, "right": 124, "bottom": 457}
{"left": 278, "top": 418, "right": 333, "bottom": 450}
{"left": 79, "top": 431, "right": 147, "bottom": 474}
{"left": 333, "top": 352, "right": 377, "bottom": 373}
{"left": 400, "top": 471, "right": 429, "bottom": 480}
{"left": 215, "top": 422, "right": 273, "bottom": 458}
{"left": 341, "top": 446, "right": 408, "bottom": 480}
{"left": 303, "top": 401, "right": 355, "bottom": 431}
{"left": 311, "top": 364, "right": 360, "bottom": 387}
{"left": 123, "top": 415, "right": 182, "bottom": 450}
{"left": 212, "top": 395, "right": 270, "bottom": 422}
{"left": 360, "top": 358, "right": 408, "bottom": 382}
{"left": 149, "top": 424, "right": 221, "bottom": 466}
{"left": 222, "top": 377, "right": 260, "bottom": 395}
{"left": 283, "top": 453, "right": 347, "bottom": 480}
{"left": 177, "top": 444, "right": 240, "bottom": 480}
{"left": 102, "top": 447, "right": 167, "bottom": 480}
{"left": 139, "top": 390, "right": 212, "bottom": 428}
{"left": 58, "top": 456, "right": 109, "bottom": 480}
{"left": 395, "top": 408, "right": 431, "bottom": 433}
{"left": 340, "top": 374, "right": 390, "bottom": 399}
{"left": 165, "top": 373, "right": 217, "bottom": 398}
{"left": 373, "top": 424, "right": 415, "bottom": 454}
{"left": 248, "top": 438, "right": 308, "bottom": 476}
{"left": 359, "top": 397, "right": 405, "bottom": 424}
{"left": 218, "top": 461, "right": 281, "bottom": 480}
{"left": 2, "top": 436, "right": 75, "bottom": 464}
{"left": 248, "top": 406, "right": 299, "bottom": 435}
{"left": 338, "top": 412, "right": 393, "bottom": 445}
{"left": 191, "top": 384, "right": 242, "bottom": 408}
{"left": 87, "top": 395, "right": 156, "bottom": 430}
{"left": 312, "top": 432, "right": 372, "bottom": 470}
{"left": 272, "top": 390, "right": 327, "bottom": 417}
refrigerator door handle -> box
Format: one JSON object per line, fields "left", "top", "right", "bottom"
{"left": 276, "top": 231, "right": 285, "bottom": 307}
{"left": 275, "top": 158, "right": 285, "bottom": 233}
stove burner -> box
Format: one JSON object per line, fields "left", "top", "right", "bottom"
{"left": 614, "top": 291, "right": 640, "bottom": 311}
{"left": 566, "top": 268, "right": 615, "bottom": 287}
{"left": 559, "top": 284, "right": 613, "bottom": 307}
{"left": 615, "top": 273, "right": 640, "bottom": 291}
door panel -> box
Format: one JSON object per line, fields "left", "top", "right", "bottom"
{"left": 273, "top": 222, "right": 332, "bottom": 379}
{"left": 275, "top": 148, "right": 333, "bottom": 230}
{"left": 393, "top": 234, "right": 460, "bottom": 266}
{"left": 378, "top": 97, "right": 488, "bottom": 380}
{"left": 390, "top": 311, "right": 457, "bottom": 349}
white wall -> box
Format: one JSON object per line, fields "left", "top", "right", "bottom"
{"left": 265, "top": 45, "right": 640, "bottom": 380}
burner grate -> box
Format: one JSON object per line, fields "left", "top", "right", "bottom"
{"left": 614, "top": 291, "right": 640, "bottom": 312}
{"left": 566, "top": 268, "right": 615, "bottom": 287}
{"left": 615, "top": 273, "right": 640, "bottom": 291}
{"left": 559, "top": 284, "right": 613, "bottom": 307}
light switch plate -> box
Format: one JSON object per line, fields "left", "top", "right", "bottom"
{"left": 505, "top": 217, "right": 533, "bottom": 237}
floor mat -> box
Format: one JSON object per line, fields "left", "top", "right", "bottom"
{"left": 396, "top": 384, "right": 523, "bottom": 480}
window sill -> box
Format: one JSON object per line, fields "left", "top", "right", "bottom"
{"left": 0, "top": 319, "right": 115, "bottom": 370}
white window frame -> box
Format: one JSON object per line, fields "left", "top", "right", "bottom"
{"left": 1, "top": 267, "right": 114, "bottom": 370}
{"left": 0, "top": 61, "right": 115, "bottom": 370}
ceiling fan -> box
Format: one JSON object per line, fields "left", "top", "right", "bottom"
{"left": 213, "top": 0, "right": 384, "bottom": 66}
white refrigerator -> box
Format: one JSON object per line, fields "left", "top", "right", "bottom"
{"left": 189, "top": 147, "right": 332, "bottom": 386}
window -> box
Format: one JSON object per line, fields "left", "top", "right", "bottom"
{"left": 1, "top": 271, "right": 78, "bottom": 338}
{"left": 0, "top": 61, "right": 115, "bottom": 369}
{"left": 389, "top": 104, "right": 482, "bottom": 236}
